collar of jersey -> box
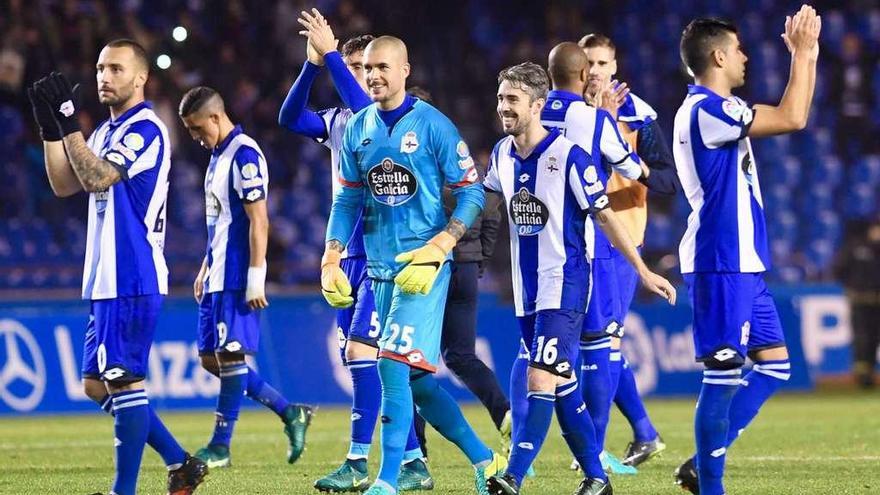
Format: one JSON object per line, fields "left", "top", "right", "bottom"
{"left": 687, "top": 84, "right": 721, "bottom": 98}
{"left": 509, "top": 127, "right": 560, "bottom": 162}
{"left": 213, "top": 125, "right": 243, "bottom": 156}
{"left": 547, "top": 89, "right": 583, "bottom": 102}
{"left": 109, "top": 100, "right": 152, "bottom": 127}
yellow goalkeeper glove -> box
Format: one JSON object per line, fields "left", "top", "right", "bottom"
{"left": 393, "top": 232, "right": 456, "bottom": 295}
{"left": 321, "top": 249, "right": 354, "bottom": 308}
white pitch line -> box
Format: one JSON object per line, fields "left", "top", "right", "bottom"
{"left": 735, "top": 455, "right": 880, "bottom": 462}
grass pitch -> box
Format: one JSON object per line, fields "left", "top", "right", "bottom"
{"left": 0, "top": 391, "right": 878, "bottom": 494}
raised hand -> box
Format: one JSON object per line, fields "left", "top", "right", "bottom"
{"left": 782, "top": 4, "right": 821, "bottom": 59}
{"left": 298, "top": 8, "right": 339, "bottom": 59}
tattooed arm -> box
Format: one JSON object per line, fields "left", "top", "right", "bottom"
{"left": 62, "top": 132, "right": 123, "bottom": 192}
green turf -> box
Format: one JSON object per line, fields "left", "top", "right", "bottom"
{"left": 0, "top": 392, "right": 878, "bottom": 494}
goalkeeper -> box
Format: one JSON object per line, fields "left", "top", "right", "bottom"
{"left": 321, "top": 35, "right": 505, "bottom": 495}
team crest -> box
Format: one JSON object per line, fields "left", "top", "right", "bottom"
{"left": 509, "top": 187, "right": 549, "bottom": 236}
{"left": 400, "top": 131, "right": 419, "bottom": 153}
{"left": 546, "top": 156, "right": 559, "bottom": 174}
{"left": 123, "top": 132, "right": 145, "bottom": 151}
{"left": 367, "top": 158, "right": 419, "bottom": 206}
{"left": 550, "top": 99, "right": 563, "bottom": 110}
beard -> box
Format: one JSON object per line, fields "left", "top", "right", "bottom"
{"left": 98, "top": 82, "right": 135, "bottom": 107}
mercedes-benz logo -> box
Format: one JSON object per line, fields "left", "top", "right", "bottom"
{"left": 0, "top": 319, "right": 47, "bottom": 412}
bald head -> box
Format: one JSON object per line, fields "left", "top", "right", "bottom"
{"left": 364, "top": 36, "right": 411, "bottom": 109}
{"left": 548, "top": 42, "right": 588, "bottom": 88}
{"left": 365, "top": 36, "right": 408, "bottom": 64}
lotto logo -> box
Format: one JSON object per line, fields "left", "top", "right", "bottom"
{"left": 555, "top": 362, "right": 571, "bottom": 374}
{"left": 710, "top": 447, "right": 727, "bottom": 458}
{"left": 714, "top": 348, "right": 737, "bottom": 361}
{"left": 224, "top": 341, "right": 242, "bottom": 352}
{"left": 517, "top": 442, "right": 534, "bottom": 450}
{"left": 406, "top": 351, "right": 424, "bottom": 364}
{"left": 103, "top": 367, "right": 126, "bottom": 381}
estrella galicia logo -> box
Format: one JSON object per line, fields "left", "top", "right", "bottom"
{"left": 0, "top": 319, "right": 46, "bottom": 412}
{"left": 367, "top": 158, "right": 418, "bottom": 206}
{"left": 509, "top": 187, "right": 549, "bottom": 236}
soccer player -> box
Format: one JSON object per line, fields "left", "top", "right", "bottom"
{"left": 538, "top": 41, "right": 647, "bottom": 475}
{"left": 321, "top": 35, "right": 506, "bottom": 495}
{"left": 280, "top": 12, "right": 431, "bottom": 491}
{"left": 672, "top": 8, "right": 820, "bottom": 495}
{"left": 27, "top": 39, "right": 206, "bottom": 495}
{"left": 485, "top": 62, "right": 676, "bottom": 495}
{"left": 577, "top": 33, "right": 680, "bottom": 467}
{"left": 178, "top": 86, "right": 313, "bottom": 468}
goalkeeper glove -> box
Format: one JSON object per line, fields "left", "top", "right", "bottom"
{"left": 27, "top": 85, "right": 62, "bottom": 141}
{"left": 321, "top": 249, "right": 354, "bottom": 308}
{"left": 393, "top": 232, "right": 456, "bottom": 295}
{"left": 33, "top": 72, "right": 81, "bottom": 137}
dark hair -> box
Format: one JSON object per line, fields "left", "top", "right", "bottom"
{"left": 680, "top": 18, "right": 738, "bottom": 77}
{"left": 341, "top": 35, "right": 375, "bottom": 58}
{"left": 578, "top": 33, "right": 616, "bottom": 54}
{"left": 105, "top": 38, "right": 149, "bottom": 72}
{"left": 178, "top": 86, "right": 220, "bottom": 117}
{"left": 498, "top": 62, "right": 549, "bottom": 103}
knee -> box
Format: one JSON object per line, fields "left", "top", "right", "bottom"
{"left": 200, "top": 355, "right": 220, "bottom": 376}
{"left": 82, "top": 378, "right": 107, "bottom": 402}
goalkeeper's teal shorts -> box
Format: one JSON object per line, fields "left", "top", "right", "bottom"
{"left": 375, "top": 263, "right": 451, "bottom": 373}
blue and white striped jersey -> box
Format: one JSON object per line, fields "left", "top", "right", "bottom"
{"left": 618, "top": 92, "right": 658, "bottom": 131}
{"left": 673, "top": 84, "right": 769, "bottom": 274}
{"left": 485, "top": 129, "right": 610, "bottom": 316}
{"left": 541, "top": 89, "right": 641, "bottom": 259}
{"left": 204, "top": 126, "right": 269, "bottom": 293}
{"left": 83, "top": 101, "right": 170, "bottom": 300}
{"left": 317, "top": 107, "right": 365, "bottom": 258}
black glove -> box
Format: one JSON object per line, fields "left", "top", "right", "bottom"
{"left": 27, "top": 85, "right": 62, "bottom": 142}
{"left": 33, "top": 71, "right": 81, "bottom": 137}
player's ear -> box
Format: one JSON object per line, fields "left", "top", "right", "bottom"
{"left": 135, "top": 69, "right": 148, "bottom": 89}
{"left": 712, "top": 47, "right": 725, "bottom": 69}
{"left": 401, "top": 62, "right": 411, "bottom": 79}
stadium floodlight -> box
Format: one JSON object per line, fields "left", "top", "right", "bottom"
{"left": 173, "top": 26, "right": 188, "bottom": 42}
{"left": 157, "top": 54, "right": 172, "bottom": 70}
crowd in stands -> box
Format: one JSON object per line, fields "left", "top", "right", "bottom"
{"left": 1, "top": 0, "right": 878, "bottom": 291}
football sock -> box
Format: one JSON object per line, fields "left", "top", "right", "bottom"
{"left": 555, "top": 380, "right": 606, "bottom": 481}
{"left": 509, "top": 354, "right": 530, "bottom": 443}
{"left": 403, "top": 418, "right": 423, "bottom": 462}
{"left": 695, "top": 368, "right": 741, "bottom": 495}
{"left": 506, "top": 391, "right": 555, "bottom": 485}
{"left": 615, "top": 357, "right": 659, "bottom": 442}
{"left": 609, "top": 350, "right": 623, "bottom": 398}
{"left": 210, "top": 362, "right": 248, "bottom": 447}
{"left": 411, "top": 372, "right": 491, "bottom": 465}
{"left": 96, "top": 394, "right": 186, "bottom": 468}
{"left": 579, "top": 338, "right": 612, "bottom": 448}
{"left": 376, "top": 358, "right": 413, "bottom": 488}
{"left": 348, "top": 358, "right": 381, "bottom": 459}
{"left": 726, "top": 360, "right": 790, "bottom": 446}
{"left": 245, "top": 366, "right": 290, "bottom": 418}
{"left": 110, "top": 390, "right": 150, "bottom": 495}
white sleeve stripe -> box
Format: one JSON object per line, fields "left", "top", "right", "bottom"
{"left": 698, "top": 107, "right": 743, "bottom": 149}
{"left": 568, "top": 164, "right": 591, "bottom": 210}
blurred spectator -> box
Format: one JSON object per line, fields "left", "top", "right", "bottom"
{"left": 833, "top": 218, "right": 880, "bottom": 388}
{"left": 828, "top": 32, "right": 876, "bottom": 161}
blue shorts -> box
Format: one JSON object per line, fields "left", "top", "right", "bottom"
{"left": 82, "top": 295, "right": 163, "bottom": 383}
{"left": 336, "top": 256, "right": 380, "bottom": 362}
{"left": 197, "top": 290, "right": 260, "bottom": 355}
{"left": 373, "top": 263, "right": 451, "bottom": 373}
{"left": 582, "top": 257, "right": 622, "bottom": 340}
{"left": 519, "top": 309, "right": 583, "bottom": 378}
{"left": 684, "top": 272, "right": 785, "bottom": 368}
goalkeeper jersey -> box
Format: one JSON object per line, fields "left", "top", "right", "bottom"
{"left": 330, "top": 99, "right": 482, "bottom": 280}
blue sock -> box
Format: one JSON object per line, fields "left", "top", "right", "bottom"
{"left": 506, "top": 391, "right": 556, "bottom": 485}
{"left": 509, "top": 355, "right": 530, "bottom": 444}
{"left": 211, "top": 362, "right": 248, "bottom": 447}
{"left": 614, "top": 357, "right": 658, "bottom": 442}
{"left": 246, "top": 366, "right": 290, "bottom": 418}
{"left": 726, "top": 360, "right": 790, "bottom": 446}
{"left": 376, "top": 358, "right": 413, "bottom": 488}
{"left": 579, "top": 338, "right": 612, "bottom": 448}
{"left": 695, "top": 369, "right": 741, "bottom": 495}
{"left": 555, "top": 381, "right": 606, "bottom": 481}
{"left": 147, "top": 406, "right": 187, "bottom": 468}
{"left": 348, "top": 359, "right": 382, "bottom": 459}
{"left": 609, "top": 349, "right": 623, "bottom": 397}
{"left": 403, "top": 419, "right": 423, "bottom": 462}
{"left": 97, "top": 395, "right": 186, "bottom": 468}
{"left": 411, "top": 372, "right": 491, "bottom": 465}
{"left": 111, "top": 390, "right": 151, "bottom": 495}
